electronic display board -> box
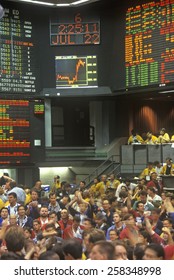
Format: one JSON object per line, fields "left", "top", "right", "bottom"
{"left": 0, "top": 6, "right": 39, "bottom": 94}
{"left": 34, "top": 101, "right": 44, "bottom": 115}
{"left": 55, "top": 55, "right": 98, "bottom": 88}
{"left": 0, "top": 100, "right": 31, "bottom": 164}
{"left": 0, "top": 99, "right": 45, "bottom": 165}
{"left": 50, "top": 13, "right": 100, "bottom": 46}
{"left": 125, "top": 0, "right": 174, "bottom": 90}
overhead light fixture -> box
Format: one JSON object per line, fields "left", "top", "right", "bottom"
{"left": 72, "top": 0, "right": 90, "bottom": 5}
{"left": 159, "top": 90, "right": 174, "bottom": 93}
{"left": 56, "top": 3, "right": 70, "bottom": 6}
{"left": 17, "top": 0, "right": 32, "bottom": 2}
{"left": 32, "top": 1, "right": 55, "bottom": 5}
{"left": 18, "top": 0, "right": 55, "bottom": 6}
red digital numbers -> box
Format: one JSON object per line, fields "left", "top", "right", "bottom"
{"left": 50, "top": 13, "right": 100, "bottom": 45}
{"left": 84, "top": 33, "right": 100, "bottom": 44}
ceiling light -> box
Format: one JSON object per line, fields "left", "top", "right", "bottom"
{"left": 17, "top": 0, "right": 32, "bottom": 2}
{"left": 56, "top": 3, "right": 70, "bottom": 6}
{"left": 32, "top": 1, "right": 54, "bottom": 5}
{"left": 19, "top": 0, "right": 55, "bottom": 5}
{"left": 159, "top": 90, "right": 174, "bottom": 93}
{"left": 72, "top": 0, "right": 90, "bottom": 5}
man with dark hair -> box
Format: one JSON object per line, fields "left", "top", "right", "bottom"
{"left": 48, "top": 192, "right": 61, "bottom": 218}
{"left": 157, "top": 128, "right": 170, "bottom": 144}
{"left": 6, "top": 192, "right": 20, "bottom": 215}
{"left": 147, "top": 187, "right": 162, "bottom": 206}
{"left": 119, "top": 213, "right": 139, "bottom": 246}
{"left": 146, "top": 172, "right": 161, "bottom": 195}
{"left": 63, "top": 215, "right": 84, "bottom": 240}
{"left": 132, "top": 190, "right": 154, "bottom": 211}
{"left": 106, "top": 212, "right": 124, "bottom": 240}
{"left": 82, "top": 217, "right": 94, "bottom": 231}
{"left": 160, "top": 157, "right": 174, "bottom": 175}
{"left": 143, "top": 243, "right": 165, "bottom": 260}
{"left": 62, "top": 238, "right": 82, "bottom": 260}
{"left": 8, "top": 185, "right": 26, "bottom": 204}
{"left": 26, "top": 188, "right": 40, "bottom": 220}
{"left": 84, "top": 228, "right": 106, "bottom": 258}
{"left": 89, "top": 240, "right": 115, "bottom": 260}
{"left": 0, "top": 207, "right": 9, "bottom": 223}
{"left": 139, "top": 162, "right": 156, "bottom": 180}
{"left": 17, "top": 205, "right": 33, "bottom": 228}
{"left": 38, "top": 250, "right": 60, "bottom": 260}
{"left": 127, "top": 129, "right": 144, "bottom": 145}
{"left": 38, "top": 206, "right": 49, "bottom": 230}
{"left": 95, "top": 212, "right": 108, "bottom": 234}
{"left": 79, "top": 181, "right": 86, "bottom": 192}
{"left": 145, "top": 131, "right": 158, "bottom": 144}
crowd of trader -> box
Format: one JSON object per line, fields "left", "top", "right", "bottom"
{"left": 0, "top": 165, "right": 174, "bottom": 260}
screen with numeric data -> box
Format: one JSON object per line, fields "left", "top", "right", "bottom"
{"left": 0, "top": 5, "right": 40, "bottom": 94}
{"left": 125, "top": 0, "right": 174, "bottom": 90}
{"left": 0, "top": 100, "right": 31, "bottom": 164}
{"left": 0, "top": 98, "right": 45, "bottom": 165}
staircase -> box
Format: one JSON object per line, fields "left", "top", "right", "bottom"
{"left": 84, "top": 155, "right": 121, "bottom": 187}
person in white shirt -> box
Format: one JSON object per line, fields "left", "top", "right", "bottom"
{"left": 115, "top": 178, "right": 136, "bottom": 198}
{"left": 154, "top": 161, "right": 163, "bottom": 176}
{"left": 147, "top": 187, "right": 162, "bottom": 206}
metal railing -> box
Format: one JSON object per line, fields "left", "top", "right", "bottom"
{"left": 84, "top": 155, "right": 121, "bottom": 187}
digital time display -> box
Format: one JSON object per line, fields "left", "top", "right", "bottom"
{"left": 55, "top": 55, "right": 98, "bottom": 88}
{"left": 50, "top": 13, "right": 100, "bottom": 45}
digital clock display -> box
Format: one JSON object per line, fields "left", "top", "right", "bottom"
{"left": 50, "top": 13, "right": 100, "bottom": 45}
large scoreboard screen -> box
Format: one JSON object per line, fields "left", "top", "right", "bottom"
{"left": 125, "top": 0, "right": 174, "bottom": 89}
{"left": 0, "top": 5, "right": 39, "bottom": 94}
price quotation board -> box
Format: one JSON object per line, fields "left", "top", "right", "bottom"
{"left": 50, "top": 13, "right": 100, "bottom": 46}
{"left": 125, "top": 0, "right": 174, "bottom": 89}
{"left": 0, "top": 7, "right": 39, "bottom": 94}
{"left": 0, "top": 100, "right": 31, "bottom": 164}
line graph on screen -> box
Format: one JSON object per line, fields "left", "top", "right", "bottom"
{"left": 55, "top": 55, "right": 97, "bottom": 88}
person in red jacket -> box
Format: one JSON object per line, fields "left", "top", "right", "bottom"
{"left": 58, "top": 209, "right": 73, "bottom": 238}
{"left": 63, "top": 215, "right": 84, "bottom": 241}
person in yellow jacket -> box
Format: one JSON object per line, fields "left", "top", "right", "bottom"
{"left": 145, "top": 131, "right": 158, "bottom": 144}
{"left": 89, "top": 177, "right": 100, "bottom": 197}
{"left": 128, "top": 129, "right": 144, "bottom": 145}
{"left": 95, "top": 174, "right": 108, "bottom": 198}
{"left": 171, "top": 135, "right": 174, "bottom": 143}
{"left": 51, "top": 175, "right": 61, "bottom": 192}
{"left": 157, "top": 128, "right": 170, "bottom": 143}
{"left": 0, "top": 198, "right": 5, "bottom": 211}
{"left": 160, "top": 158, "right": 174, "bottom": 175}
{"left": 139, "top": 162, "right": 156, "bottom": 179}
{"left": 107, "top": 173, "right": 120, "bottom": 190}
